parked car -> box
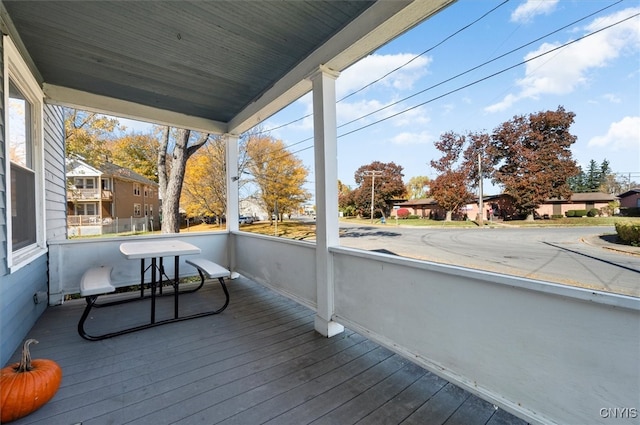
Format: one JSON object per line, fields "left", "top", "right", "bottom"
{"left": 239, "top": 216, "right": 254, "bottom": 224}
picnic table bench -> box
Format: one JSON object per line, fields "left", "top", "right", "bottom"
{"left": 77, "top": 243, "right": 231, "bottom": 341}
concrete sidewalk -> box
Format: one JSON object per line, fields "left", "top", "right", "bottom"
{"left": 582, "top": 234, "right": 640, "bottom": 257}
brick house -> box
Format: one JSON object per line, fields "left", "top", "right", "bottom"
{"left": 67, "top": 157, "right": 160, "bottom": 235}
{"left": 394, "top": 192, "right": 618, "bottom": 220}
{"left": 618, "top": 188, "right": 640, "bottom": 209}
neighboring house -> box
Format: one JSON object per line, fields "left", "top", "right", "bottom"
{"left": 66, "top": 157, "right": 160, "bottom": 235}
{"left": 394, "top": 192, "right": 618, "bottom": 220}
{"left": 538, "top": 192, "right": 617, "bottom": 217}
{"left": 618, "top": 188, "right": 640, "bottom": 209}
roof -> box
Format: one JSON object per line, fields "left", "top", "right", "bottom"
{"left": 569, "top": 192, "right": 617, "bottom": 202}
{"left": 98, "top": 162, "right": 158, "bottom": 187}
{"left": 2, "top": 0, "right": 455, "bottom": 134}
{"left": 397, "top": 198, "right": 437, "bottom": 207}
{"left": 66, "top": 157, "right": 102, "bottom": 177}
{"left": 618, "top": 188, "right": 640, "bottom": 198}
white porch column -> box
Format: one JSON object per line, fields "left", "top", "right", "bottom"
{"left": 311, "top": 65, "right": 344, "bottom": 337}
{"left": 226, "top": 133, "right": 240, "bottom": 272}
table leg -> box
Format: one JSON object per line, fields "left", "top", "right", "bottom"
{"left": 150, "top": 257, "right": 157, "bottom": 324}
{"left": 174, "top": 256, "right": 180, "bottom": 319}
{"left": 159, "top": 257, "right": 164, "bottom": 295}
{"left": 140, "top": 258, "right": 145, "bottom": 298}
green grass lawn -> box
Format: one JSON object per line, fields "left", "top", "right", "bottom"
{"left": 71, "top": 216, "right": 639, "bottom": 241}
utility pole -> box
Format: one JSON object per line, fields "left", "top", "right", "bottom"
{"left": 364, "top": 170, "right": 383, "bottom": 223}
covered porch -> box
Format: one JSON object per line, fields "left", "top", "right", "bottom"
{"left": 1, "top": 1, "right": 638, "bottom": 424}
{"left": 34, "top": 231, "right": 639, "bottom": 424}
{"left": 7, "top": 272, "right": 525, "bottom": 425}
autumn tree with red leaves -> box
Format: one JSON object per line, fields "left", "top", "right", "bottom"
{"left": 429, "top": 131, "right": 475, "bottom": 221}
{"left": 350, "top": 161, "right": 406, "bottom": 218}
{"left": 488, "top": 106, "right": 579, "bottom": 220}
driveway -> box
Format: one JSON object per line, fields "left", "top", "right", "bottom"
{"left": 339, "top": 224, "right": 640, "bottom": 297}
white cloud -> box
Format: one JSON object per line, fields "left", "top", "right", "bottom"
{"left": 338, "top": 53, "right": 431, "bottom": 98}
{"left": 281, "top": 53, "right": 431, "bottom": 132}
{"left": 486, "top": 7, "right": 640, "bottom": 113}
{"left": 511, "top": 0, "right": 559, "bottom": 24}
{"left": 603, "top": 93, "right": 621, "bottom": 103}
{"left": 587, "top": 116, "right": 640, "bottom": 150}
{"left": 390, "top": 130, "right": 434, "bottom": 145}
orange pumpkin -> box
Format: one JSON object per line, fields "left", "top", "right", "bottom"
{"left": 0, "top": 339, "right": 62, "bottom": 423}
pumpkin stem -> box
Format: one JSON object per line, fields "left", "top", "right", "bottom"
{"left": 15, "top": 338, "right": 39, "bottom": 372}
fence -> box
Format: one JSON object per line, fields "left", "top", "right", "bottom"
{"left": 67, "top": 216, "right": 157, "bottom": 237}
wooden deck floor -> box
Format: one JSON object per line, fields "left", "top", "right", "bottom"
{"left": 7, "top": 277, "right": 528, "bottom": 425}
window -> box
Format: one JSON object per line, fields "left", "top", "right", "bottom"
{"left": 133, "top": 183, "right": 141, "bottom": 196}
{"left": 144, "top": 186, "right": 149, "bottom": 197}
{"left": 74, "top": 177, "right": 94, "bottom": 189}
{"left": 134, "top": 203, "right": 141, "bottom": 217}
{"left": 76, "top": 203, "right": 96, "bottom": 216}
{"left": 5, "top": 36, "right": 45, "bottom": 268}
{"left": 144, "top": 204, "right": 149, "bottom": 216}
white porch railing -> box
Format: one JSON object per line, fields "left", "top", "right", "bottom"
{"left": 49, "top": 232, "right": 640, "bottom": 425}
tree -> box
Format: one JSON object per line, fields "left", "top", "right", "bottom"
{"left": 338, "top": 180, "right": 355, "bottom": 216}
{"left": 429, "top": 171, "right": 473, "bottom": 221}
{"left": 181, "top": 137, "right": 227, "bottom": 224}
{"left": 429, "top": 132, "right": 475, "bottom": 221}
{"left": 158, "top": 127, "right": 210, "bottom": 233}
{"left": 64, "top": 109, "right": 122, "bottom": 165}
{"left": 585, "top": 159, "right": 601, "bottom": 191}
{"left": 351, "top": 161, "right": 406, "bottom": 218}
{"left": 405, "top": 176, "right": 430, "bottom": 199}
{"left": 106, "top": 133, "right": 159, "bottom": 182}
{"left": 488, "top": 106, "right": 579, "bottom": 220}
{"left": 245, "top": 135, "right": 310, "bottom": 222}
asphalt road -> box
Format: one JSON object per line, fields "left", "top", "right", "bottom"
{"left": 338, "top": 224, "right": 640, "bottom": 298}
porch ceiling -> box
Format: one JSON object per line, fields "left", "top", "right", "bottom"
{"left": 1, "top": 0, "right": 455, "bottom": 134}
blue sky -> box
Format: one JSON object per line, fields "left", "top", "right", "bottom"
{"left": 260, "top": 0, "right": 640, "bottom": 195}
{"left": 122, "top": 0, "right": 640, "bottom": 197}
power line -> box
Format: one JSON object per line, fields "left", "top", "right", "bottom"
{"left": 255, "top": 11, "right": 638, "bottom": 166}
{"left": 337, "top": 12, "right": 639, "bottom": 138}
{"left": 338, "top": 0, "right": 511, "bottom": 103}
{"left": 249, "top": 2, "right": 625, "bottom": 164}
{"left": 336, "top": 0, "right": 624, "bottom": 131}
{"left": 258, "top": 0, "right": 510, "bottom": 135}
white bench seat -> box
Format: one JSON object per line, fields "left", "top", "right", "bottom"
{"left": 185, "top": 258, "right": 230, "bottom": 279}
{"left": 80, "top": 266, "right": 115, "bottom": 297}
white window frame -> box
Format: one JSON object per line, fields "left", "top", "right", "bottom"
{"left": 4, "top": 35, "right": 46, "bottom": 271}
{"left": 134, "top": 203, "right": 142, "bottom": 217}
{"left": 133, "top": 183, "right": 141, "bottom": 196}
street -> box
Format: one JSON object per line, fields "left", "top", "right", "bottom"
{"left": 338, "top": 224, "right": 640, "bottom": 297}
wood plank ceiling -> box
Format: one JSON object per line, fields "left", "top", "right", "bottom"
{"left": 2, "top": 0, "right": 455, "bottom": 132}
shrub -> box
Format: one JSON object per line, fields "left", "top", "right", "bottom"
{"left": 620, "top": 207, "right": 640, "bottom": 217}
{"left": 566, "top": 209, "right": 586, "bottom": 217}
{"left": 587, "top": 208, "right": 599, "bottom": 217}
{"left": 615, "top": 222, "right": 640, "bottom": 246}
{"left": 408, "top": 215, "right": 420, "bottom": 219}
{"left": 396, "top": 208, "right": 410, "bottom": 219}
{"left": 551, "top": 214, "right": 563, "bottom": 219}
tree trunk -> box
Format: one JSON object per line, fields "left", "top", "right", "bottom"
{"left": 159, "top": 128, "right": 209, "bottom": 233}
{"left": 525, "top": 213, "right": 535, "bottom": 221}
{"left": 157, "top": 126, "right": 169, "bottom": 223}
{"left": 445, "top": 210, "right": 452, "bottom": 221}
